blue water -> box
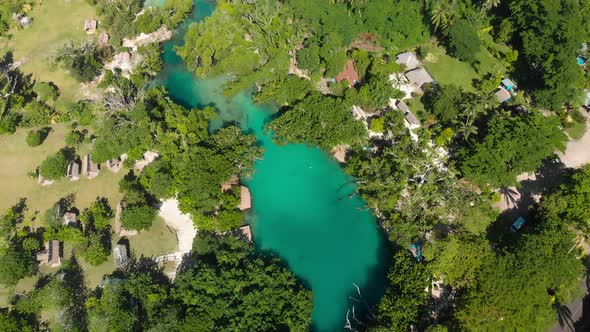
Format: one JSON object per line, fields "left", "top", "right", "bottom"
{"left": 156, "top": 1, "right": 389, "bottom": 330}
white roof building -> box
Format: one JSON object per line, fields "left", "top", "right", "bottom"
{"left": 395, "top": 52, "right": 421, "bottom": 70}
{"left": 405, "top": 68, "right": 434, "bottom": 89}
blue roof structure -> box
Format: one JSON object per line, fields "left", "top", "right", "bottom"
{"left": 409, "top": 243, "right": 422, "bottom": 261}
{"left": 501, "top": 78, "right": 516, "bottom": 91}
{"left": 511, "top": 217, "right": 526, "bottom": 232}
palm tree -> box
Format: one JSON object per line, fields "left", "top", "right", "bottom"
{"left": 483, "top": 0, "right": 501, "bottom": 10}
{"left": 431, "top": 1, "right": 452, "bottom": 31}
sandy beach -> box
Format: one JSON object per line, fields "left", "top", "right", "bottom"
{"left": 158, "top": 199, "right": 197, "bottom": 253}
{"left": 558, "top": 117, "right": 590, "bottom": 168}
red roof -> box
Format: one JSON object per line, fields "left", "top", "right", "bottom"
{"left": 336, "top": 60, "right": 359, "bottom": 86}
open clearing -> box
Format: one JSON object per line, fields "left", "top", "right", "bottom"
{"left": 2, "top": 0, "right": 97, "bottom": 107}
{"left": 0, "top": 123, "right": 124, "bottom": 222}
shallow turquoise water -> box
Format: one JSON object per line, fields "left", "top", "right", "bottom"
{"left": 157, "top": 1, "right": 389, "bottom": 330}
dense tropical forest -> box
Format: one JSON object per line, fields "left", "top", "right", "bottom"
{"left": 1, "top": 0, "right": 590, "bottom": 330}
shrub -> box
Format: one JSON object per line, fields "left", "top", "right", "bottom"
{"left": 33, "top": 82, "right": 59, "bottom": 102}
{"left": 39, "top": 147, "right": 74, "bottom": 180}
{"left": 370, "top": 117, "right": 385, "bottom": 133}
{"left": 25, "top": 128, "right": 49, "bottom": 147}
{"left": 120, "top": 204, "right": 156, "bottom": 230}
{"left": 446, "top": 19, "right": 481, "bottom": 64}
{"left": 65, "top": 130, "right": 84, "bottom": 146}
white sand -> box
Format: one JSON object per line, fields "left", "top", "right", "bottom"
{"left": 558, "top": 117, "right": 590, "bottom": 168}
{"left": 158, "top": 199, "right": 197, "bottom": 253}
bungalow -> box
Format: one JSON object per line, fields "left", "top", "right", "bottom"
{"left": 495, "top": 87, "right": 511, "bottom": 103}
{"left": 66, "top": 160, "right": 81, "bottom": 181}
{"left": 405, "top": 67, "right": 434, "bottom": 91}
{"left": 238, "top": 225, "right": 253, "bottom": 242}
{"left": 47, "top": 240, "right": 62, "bottom": 268}
{"left": 396, "top": 100, "right": 421, "bottom": 129}
{"left": 395, "top": 52, "right": 421, "bottom": 70}
{"left": 114, "top": 244, "right": 129, "bottom": 268}
{"left": 83, "top": 154, "right": 100, "bottom": 178}
{"left": 336, "top": 59, "right": 360, "bottom": 87}
{"left": 501, "top": 78, "right": 516, "bottom": 91}
{"left": 84, "top": 19, "right": 97, "bottom": 34}
{"left": 99, "top": 32, "right": 109, "bottom": 46}
{"left": 239, "top": 186, "right": 251, "bottom": 211}
{"left": 63, "top": 212, "right": 77, "bottom": 226}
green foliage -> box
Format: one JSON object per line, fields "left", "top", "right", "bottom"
{"left": 254, "top": 74, "right": 313, "bottom": 105}
{"left": 370, "top": 250, "right": 430, "bottom": 331}
{"left": 455, "top": 219, "right": 583, "bottom": 330}
{"left": 140, "top": 160, "right": 174, "bottom": 200}
{"left": 163, "top": 0, "right": 193, "bottom": 28}
{"left": 539, "top": 165, "right": 590, "bottom": 231}
{"left": 348, "top": 71, "right": 398, "bottom": 111}
{"left": 269, "top": 92, "right": 366, "bottom": 149}
{"left": 173, "top": 232, "right": 313, "bottom": 331}
{"left": 54, "top": 41, "right": 109, "bottom": 82}
{"left": 80, "top": 198, "right": 114, "bottom": 232}
{"left": 446, "top": 19, "right": 481, "bottom": 64}
{"left": 39, "top": 147, "right": 75, "bottom": 180}
{"left": 32, "top": 82, "right": 59, "bottom": 102}
{"left": 426, "top": 235, "right": 492, "bottom": 288}
{"left": 509, "top": 0, "right": 584, "bottom": 109}
{"left": 94, "top": 0, "right": 142, "bottom": 44}
{"left": 87, "top": 282, "right": 138, "bottom": 331}
{"left": 70, "top": 100, "right": 94, "bottom": 125}
{"left": 458, "top": 112, "right": 567, "bottom": 188}
{"left": 25, "top": 127, "right": 50, "bottom": 147}
{"left": 369, "top": 117, "right": 385, "bottom": 133}
{"left": 361, "top": 0, "right": 430, "bottom": 50}
{"left": 16, "top": 260, "right": 87, "bottom": 331}
{"left": 134, "top": 7, "right": 163, "bottom": 34}
{"left": 0, "top": 113, "right": 21, "bottom": 135}
{"left": 65, "top": 129, "right": 84, "bottom": 146}
{"left": 120, "top": 205, "right": 157, "bottom": 231}
{"left": 0, "top": 245, "right": 34, "bottom": 286}
{"left": 81, "top": 232, "right": 110, "bottom": 266}
{"left": 429, "top": 85, "right": 463, "bottom": 123}
{"left": 0, "top": 309, "right": 34, "bottom": 332}
{"left": 171, "top": 126, "right": 260, "bottom": 230}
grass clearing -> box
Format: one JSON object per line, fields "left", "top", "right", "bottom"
{"left": 424, "top": 46, "right": 480, "bottom": 92}
{"left": 424, "top": 41, "right": 505, "bottom": 93}
{"left": 567, "top": 121, "right": 587, "bottom": 141}
{"left": 3, "top": 0, "right": 98, "bottom": 106}
{"left": 0, "top": 123, "right": 124, "bottom": 225}
{"left": 125, "top": 217, "right": 179, "bottom": 258}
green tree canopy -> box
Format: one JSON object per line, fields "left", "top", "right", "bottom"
{"left": 458, "top": 112, "right": 567, "bottom": 188}
{"left": 39, "top": 147, "right": 74, "bottom": 180}
{"left": 172, "top": 232, "right": 313, "bottom": 331}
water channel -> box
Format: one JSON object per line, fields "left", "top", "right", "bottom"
{"left": 155, "top": 1, "right": 390, "bottom": 330}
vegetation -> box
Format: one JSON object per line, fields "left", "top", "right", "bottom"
{"left": 2, "top": 0, "right": 590, "bottom": 331}
{"left": 39, "top": 147, "right": 74, "bottom": 180}
{"left": 53, "top": 41, "right": 110, "bottom": 82}
{"left": 25, "top": 127, "right": 50, "bottom": 147}
{"left": 458, "top": 112, "right": 567, "bottom": 188}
